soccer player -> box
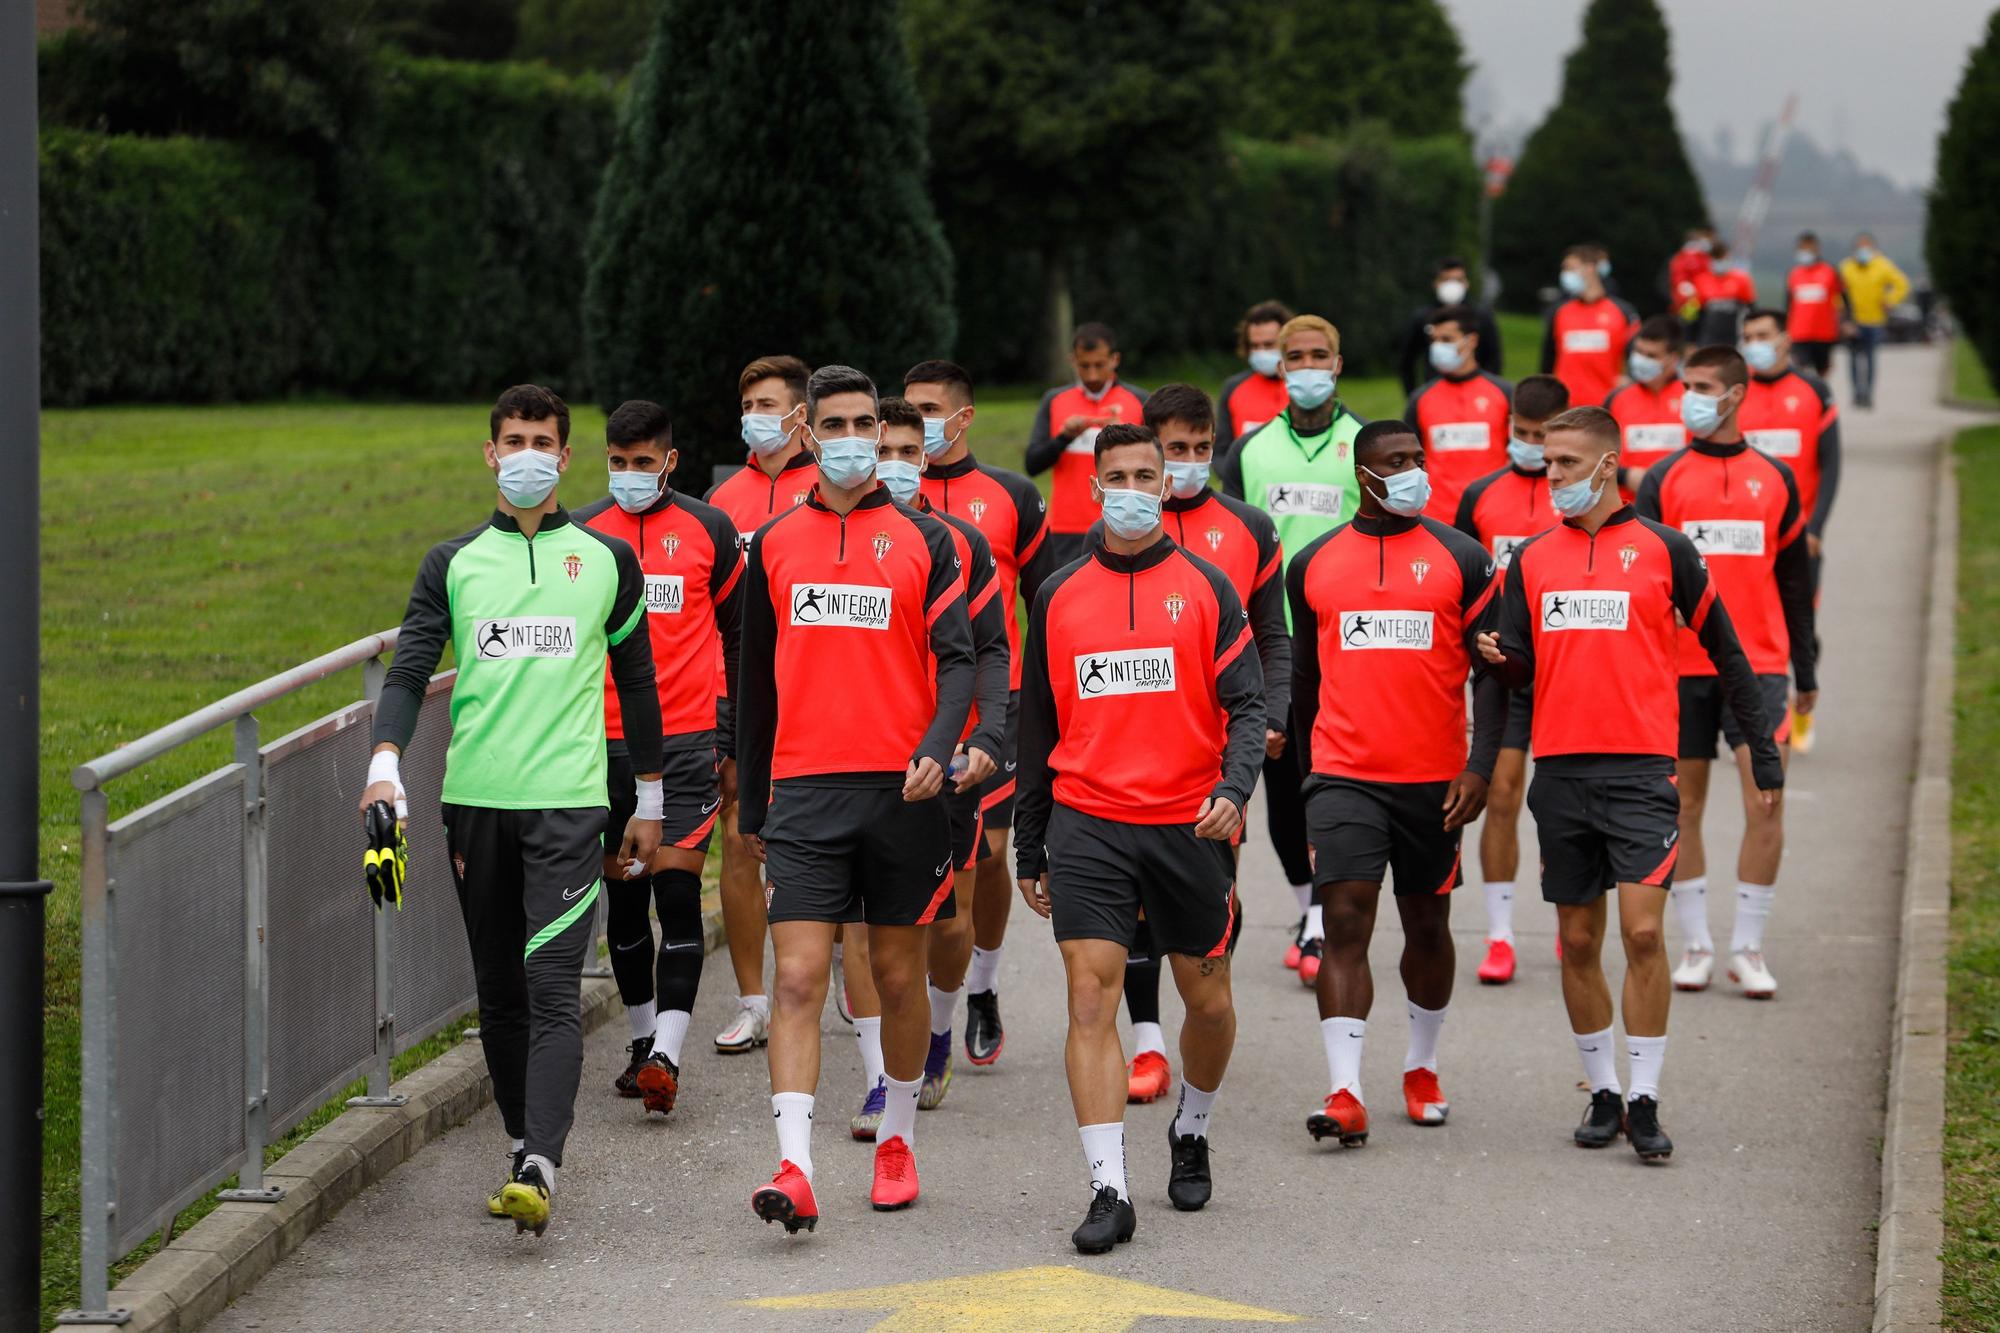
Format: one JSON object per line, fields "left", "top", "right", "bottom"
{"left": 1480, "top": 404, "right": 1784, "bottom": 1162}
{"left": 1636, "top": 346, "right": 1817, "bottom": 1000}
{"left": 838, "top": 397, "right": 1009, "bottom": 1134}
{"left": 1740, "top": 308, "right": 1842, "bottom": 753}
{"left": 360, "top": 385, "right": 662, "bottom": 1235}
{"left": 1025, "top": 323, "right": 1149, "bottom": 566}
{"left": 739, "top": 365, "right": 974, "bottom": 1230}
{"left": 1690, "top": 242, "right": 1757, "bottom": 346}
{"left": 1217, "top": 314, "right": 1365, "bottom": 974}
{"left": 1403, "top": 305, "right": 1513, "bottom": 521}
{"left": 1396, "top": 257, "right": 1504, "bottom": 395}
{"left": 1216, "top": 300, "right": 1296, "bottom": 445}
{"left": 1606, "top": 316, "right": 1689, "bottom": 492}
{"left": 907, "top": 358, "right": 1057, "bottom": 1068}
{"left": 1103, "top": 384, "right": 1287, "bottom": 1103}
{"left": 1452, "top": 373, "right": 1570, "bottom": 983}
{"left": 705, "top": 354, "right": 821, "bottom": 1055}
{"left": 1837, "top": 232, "right": 1911, "bottom": 409}
{"left": 1016, "top": 422, "right": 1265, "bottom": 1252}
{"left": 1540, "top": 244, "right": 1639, "bottom": 409}
{"left": 1287, "top": 419, "right": 1503, "bottom": 1147}
{"left": 1670, "top": 225, "right": 1716, "bottom": 325}
{"left": 578, "top": 402, "right": 742, "bottom": 1115}
{"left": 1784, "top": 232, "right": 1846, "bottom": 377}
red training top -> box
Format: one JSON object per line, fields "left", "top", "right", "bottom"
{"left": 705, "top": 450, "right": 819, "bottom": 700}
{"left": 1024, "top": 379, "right": 1150, "bottom": 536}
{"left": 1217, "top": 369, "right": 1290, "bottom": 445}
{"left": 1741, "top": 367, "right": 1841, "bottom": 536}
{"left": 918, "top": 453, "right": 1054, "bottom": 689}
{"left": 917, "top": 495, "right": 1010, "bottom": 757}
{"left": 1453, "top": 461, "right": 1558, "bottom": 569}
{"left": 1541, "top": 296, "right": 1640, "bottom": 408}
{"left": 1402, "top": 369, "right": 1514, "bottom": 521}
{"left": 1605, "top": 377, "right": 1688, "bottom": 486}
{"left": 1785, "top": 261, "right": 1844, "bottom": 343}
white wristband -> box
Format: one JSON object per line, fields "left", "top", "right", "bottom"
{"left": 367, "top": 749, "right": 402, "bottom": 791}
{"left": 634, "top": 778, "right": 664, "bottom": 821}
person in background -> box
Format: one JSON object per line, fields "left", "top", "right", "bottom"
{"left": 1398, "top": 258, "right": 1503, "bottom": 395}
{"left": 1605, "top": 315, "right": 1689, "bottom": 493}
{"left": 1540, "top": 244, "right": 1639, "bottom": 410}
{"left": 1403, "top": 306, "right": 1512, "bottom": 521}
{"left": 1026, "top": 323, "right": 1149, "bottom": 564}
{"left": 1838, "top": 232, "right": 1910, "bottom": 409}
{"left": 1670, "top": 225, "right": 1716, "bottom": 326}
{"left": 1217, "top": 300, "right": 1296, "bottom": 446}
{"left": 1784, "top": 232, "right": 1845, "bottom": 377}
{"left": 1691, "top": 242, "right": 1756, "bottom": 347}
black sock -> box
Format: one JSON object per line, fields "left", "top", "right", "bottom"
{"left": 606, "top": 874, "right": 656, "bottom": 1008}
{"left": 652, "top": 868, "right": 705, "bottom": 1014}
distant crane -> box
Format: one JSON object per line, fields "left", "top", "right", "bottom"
{"left": 1730, "top": 94, "right": 1800, "bottom": 265}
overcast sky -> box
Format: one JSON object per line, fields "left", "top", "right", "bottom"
{"left": 1443, "top": 0, "right": 1993, "bottom": 189}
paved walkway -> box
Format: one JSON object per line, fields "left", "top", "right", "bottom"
{"left": 212, "top": 347, "right": 1973, "bottom": 1332}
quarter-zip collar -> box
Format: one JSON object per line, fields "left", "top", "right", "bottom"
{"left": 804, "top": 482, "right": 891, "bottom": 515}
{"left": 925, "top": 452, "right": 983, "bottom": 481}
{"left": 1560, "top": 504, "right": 1638, "bottom": 534}
{"left": 1689, "top": 436, "right": 1748, "bottom": 459}
{"left": 739, "top": 450, "right": 818, "bottom": 479}
{"left": 626, "top": 485, "right": 679, "bottom": 518}
{"left": 1164, "top": 488, "right": 1219, "bottom": 515}
{"left": 1090, "top": 531, "right": 1176, "bottom": 576}
{"left": 1351, "top": 512, "right": 1421, "bottom": 539}
{"left": 490, "top": 506, "right": 573, "bottom": 535}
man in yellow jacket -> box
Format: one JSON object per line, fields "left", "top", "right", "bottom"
{"left": 1838, "top": 232, "right": 1911, "bottom": 410}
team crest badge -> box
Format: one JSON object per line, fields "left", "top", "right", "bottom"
{"left": 1474, "top": 396, "right": 1490, "bottom": 412}
{"left": 1619, "top": 543, "right": 1639, "bottom": 573}
{"left": 968, "top": 497, "right": 988, "bottom": 523}
{"left": 872, "top": 531, "right": 893, "bottom": 561}
{"left": 1205, "top": 526, "right": 1224, "bottom": 553}
{"left": 792, "top": 490, "right": 809, "bottom": 506}
{"left": 1785, "top": 395, "right": 1799, "bottom": 412}
{"left": 1163, "top": 592, "right": 1187, "bottom": 624}
{"left": 661, "top": 531, "right": 681, "bottom": 560}
{"left": 1746, "top": 477, "right": 1764, "bottom": 498}
{"left": 1410, "top": 558, "right": 1431, "bottom": 584}
{"left": 562, "top": 553, "right": 582, "bottom": 582}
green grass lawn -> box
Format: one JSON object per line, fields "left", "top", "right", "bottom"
{"left": 1947, "top": 423, "right": 2000, "bottom": 1329}
{"left": 1954, "top": 339, "right": 1997, "bottom": 406}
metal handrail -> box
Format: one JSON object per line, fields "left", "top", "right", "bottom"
{"left": 71, "top": 628, "right": 401, "bottom": 792}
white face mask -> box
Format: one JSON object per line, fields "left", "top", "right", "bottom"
{"left": 496, "top": 448, "right": 561, "bottom": 508}
{"left": 1435, "top": 278, "right": 1469, "bottom": 305}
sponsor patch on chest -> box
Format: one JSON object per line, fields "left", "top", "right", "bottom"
{"left": 473, "top": 616, "right": 577, "bottom": 659}
{"left": 789, "top": 583, "right": 892, "bottom": 629}
{"left": 1625, "top": 423, "right": 1685, "bottom": 453}
{"left": 1794, "top": 283, "right": 1827, "bottom": 303}
{"left": 1429, "top": 422, "right": 1492, "bottom": 452}
{"left": 1492, "top": 535, "right": 1529, "bottom": 567}
{"left": 1074, "top": 647, "right": 1176, "bottom": 698}
{"left": 1746, "top": 428, "right": 1802, "bottom": 458}
{"left": 644, "top": 573, "right": 684, "bottom": 614}
{"left": 1265, "top": 482, "right": 1345, "bottom": 516}
{"left": 1540, "top": 591, "right": 1629, "bottom": 631}
{"left": 1681, "top": 519, "right": 1765, "bottom": 557}
{"left": 1338, "top": 610, "right": 1435, "bottom": 650}
{"left": 1562, "top": 328, "right": 1611, "bottom": 353}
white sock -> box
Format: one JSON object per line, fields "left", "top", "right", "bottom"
{"left": 832, "top": 941, "right": 843, "bottom": 967}
{"left": 1405, "top": 1000, "right": 1447, "bottom": 1072}
{"left": 1671, "top": 875, "right": 1713, "bottom": 952}
{"left": 627, "top": 999, "right": 657, "bottom": 1041}
{"left": 509, "top": 1136, "right": 525, "bottom": 1154}
{"left": 879, "top": 1074, "right": 921, "bottom": 1147}
{"left": 1483, "top": 880, "right": 1515, "bottom": 943}
{"left": 1303, "top": 902, "right": 1325, "bottom": 942}
{"left": 1731, "top": 882, "right": 1775, "bottom": 954}
{"left": 1321, "top": 1016, "right": 1366, "bottom": 1100}
{"left": 1573, "top": 1026, "right": 1621, "bottom": 1096}
{"left": 927, "top": 981, "right": 960, "bottom": 1036}
{"left": 854, "top": 1016, "right": 885, "bottom": 1090}
{"left": 1626, "top": 1034, "right": 1668, "bottom": 1101}
{"left": 967, "top": 945, "right": 1003, "bottom": 994}
{"left": 1172, "top": 1079, "right": 1218, "bottom": 1139}
{"left": 651, "top": 1009, "right": 691, "bottom": 1065}
{"left": 1079, "top": 1122, "right": 1127, "bottom": 1198}
{"left": 522, "top": 1153, "right": 556, "bottom": 1195}
{"left": 1132, "top": 1021, "right": 1167, "bottom": 1057}
{"left": 1292, "top": 882, "right": 1313, "bottom": 913}
{"left": 772, "top": 1092, "right": 814, "bottom": 1178}
{"left": 742, "top": 993, "right": 770, "bottom": 1019}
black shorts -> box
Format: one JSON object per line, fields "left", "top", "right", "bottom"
{"left": 1676, "top": 674, "right": 1790, "bottom": 759}
{"left": 1501, "top": 687, "right": 1533, "bottom": 753}
{"left": 763, "top": 783, "right": 955, "bottom": 926}
{"left": 1045, "top": 802, "right": 1236, "bottom": 956}
{"left": 1527, "top": 770, "right": 1682, "bottom": 905}
{"left": 607, "top": 744, "right": 723, "bottom": 855}
{"left": 946, "top": 784, "right": 993, "bottom": 872}
{"left": 1304, "top": 776, "right": 1463, "bottom": 897}
{"left": 978, "top": 689, "right": 1022, "bottom": 832}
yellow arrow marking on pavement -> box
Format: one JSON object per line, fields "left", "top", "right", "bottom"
{"left": 744, "top": 1264, "right": 1300, "bottom": 1331}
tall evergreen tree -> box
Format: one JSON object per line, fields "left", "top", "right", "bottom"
{"left": 1929, "top": 10, "right": 2000, "bottom": 389}
{"left": 1228, "top": 0, "right": 1467, "bottom": 142}
{"left": 583, "top": 0, "right": 953, "bottom": 476}
{"left": 1489, "top": 0, "right": 1704, "bottom": 314}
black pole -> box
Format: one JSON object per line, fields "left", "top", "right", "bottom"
{"left": 0, "top": 2, "right": 47, "bottom": 1328}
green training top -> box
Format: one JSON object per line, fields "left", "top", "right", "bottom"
{"left": 1218, "top": 406, "right": 1368, "bottom": 622}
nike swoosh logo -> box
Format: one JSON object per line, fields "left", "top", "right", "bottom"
{"left": 1348, "top": 1032, "right": 1364, "bottom": 1039}
{"left": 934, "top": 862, "right": 952, "bottom": 877}
{"left": 1004, "top": 761, "right": 1017, "bottom": 773}
{"left": 561, "top": 880, "right": 594, "bottom": 902}
{"left": 659, "top": 941, "right": 703, "bottom": 952}
{"left": 612, "top": 938, "right": 649, "bottom": 952}
{"left": 1580, "top": 1045, "right": 1600, "bottom": 1052}
{"left": 701, "top": 798, "right": 722, "bottom": 815}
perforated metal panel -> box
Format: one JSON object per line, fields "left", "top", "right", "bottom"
{"left": 391, "top": 675, "right": 479, "bottom": 1050}
{"left": 263, "top": 704, "right": 379, "bottom": 1137}
{"left": 107, "top": 767, "right": 248, "bottom": 1257}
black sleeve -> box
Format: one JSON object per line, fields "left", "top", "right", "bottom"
{"left": 1453, "top": 474, "right": 1487, "bottom": 542}
{"left": 1491, "top": 545, "right": 1536, "bottom": 693}
{"left": 1005, "top": 469, "right": 1058, "bottom": 606}
{"left": 1809, "top": 382, "right": 1842, "bottom": 536}
{"left": 961, "top": 530, "right": 1011, "bottom": 761}
{"left": 1013, "top": 585, "right": 1060, "bottom": 879}
{"left": 1669, "top": 530, "right": 1783, "bottom": 789}
{"left": 1023, "top": 388, "right": 1065, "bottom": 475}
{"left": 1215, "top": 431, "right": 1249, "bottom": 500}
{"left": 373, "top": 537, "right": 462, "bottom": 750}
{"left": 1285, "top": 534, "right": 1328, "bottom": 775}
{"left": 1445, "top": 526, "right": 1505, "bottom": 779}
{"left": 1634, "top": 456, "right": 1669, "bottom": 521}
{"left": 707, "top": 508, "right": 745, "bottom": 751}
{"left": 1215, "top": 374, "right": 1240, "bottom": 445}
{"left": 734, "top": 535, "right": 779, "bottom": 835}
{"left": 1772, "top": 469, "right": 1818, "bottom": 694}
{"left": 915, "top": 516, "right": 976, "bottom": 769}
{"left": 1244, "top": 510, "right": 1290, "bottom": 730}
{"left": 602, "top": 535, "right": 663, "bottom": 775}
{"left": 1478, "top": 307, "right": 1504, "bottom": 376}
{"left": 1206, "top": 571, "right": 1266, "bottom": 814}
{"left": 1539, "top": 307, "right": 1558, "bottom": 374}
{"left": 1402, "top": 386, "right": 1424, "bottom": 435}
{"left": 1397, "top": 311, "right": 1427, "bottom": 396}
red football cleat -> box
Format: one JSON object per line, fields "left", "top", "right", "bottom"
{"left": 751, "top": 1160, "right": 818, "bottom": 1234}
{"left": 1126, "top": 1049, "right": 1172, "bottom": 1103}
{"left": 1307, "top": 1089, "right": 1370, "bottom": 1147}
{"left": 1404, "top": 1068, "right": 1450, "bottom": 1125}
{"left": 1297, "top": 937, "right": 1323, "bottom": 986}
{"left": 1476, "top": 938, "right": 1516, "bottom": 985}
{"left": 870, "top": 1136, "right": 920, "bottom": 1211}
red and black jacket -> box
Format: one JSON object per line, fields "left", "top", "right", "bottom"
{"left": 705, "top": 450, "right": 821, "bottom": 545}
{"left": 917, "top": 496, "right": 1010, "bottom": 762}
{"left": 1402, "top": 369, "right": 1514, "bottom": 522}
{"left": 1217, "top": 369, "right": 1290, "bottom": 446}
{"left": 1286, "top": 514, "right": 1504, "bottom": 785}
{"left": 918, "top": 452, "right": 1055, "bottom": 688}
{"left": 1635, "top": 439, "right": 1816, "bottom": 689}
{"left": 1741, "top": 367, "right": 1842, "bottom": 537}
{"left": 735, "top": 485, "right": 974, "bottom": 835}
{"left": 576, "top": 488, "right": 742, "bottom": 753}
{"left": 1604, "top": 377, "right": 1688, "bottom": 480}
{"left": 1540, "top": 295, "right": 1639, "bottom": 408}
{"left": 1492, "top": 507, "right": 1783, "bottom": 789}
{"left": 1023, "top": 379, "right": 1150, "bottom": 535}
{"left": 1015, "top": 535, "right": 1265, "bottom": 875}
{"left": 1785, "top": 261, "right": 1844, "bottom": 343}
{"left": 1453, "top": 461, "right": 1557, "bottom": 568}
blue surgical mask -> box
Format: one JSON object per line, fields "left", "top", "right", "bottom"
{"left": 1286, "top": 368, "right": 1336, "bottom": 409}
{"left": 1682, "top": 390, "right": 1726, "bottom": 437}
{"left": 1362, "top": 465, "right": 1432, "bottom": 518}
{"left": 742, "top": 413, "right": 791, "bottom": 456}
{"left": 1559, "top": 269, "right": 1587, "bottom": 297}
{"left": 1429, "top": 340, "right": 1465, "bottom": 373}
{"left": 1165, "top": 459, "right": 1210, "bottom": 499}
{"left": 608, "top": 468, "right": 664, "bottom": 513}
{"left": 876, "top": 458, "right": 922, "bottom": 504}
{"left": 921, "top": 411, "right": 962, "bottom": 459}
{"left": 1795, "top": 249, "right": 1817, "bottom": 267}
{"left": 1628, "top": 351, "right": 1664, "bottom": 384}
{"left": 496, "top": 448, "right": 560, "bottom": 508}
{"left": 1856, "top": 246, "right": 1875, "bottom": 263}
{"left": 1598, "top": 258, "right": 1613, "bottom": 277}
{"left": 812, "top": 432, "right": 879, "bottom": 489}
{"left": 1248, "top": 347, "right": 1282, "bottom": 377}
{"left": 1507, "top": 437, "right": 1546, "bottom": 472}
{"left": 1097, "top": 484, "right": 1164, "bottom": 540}
{"left": 1741, "top": 341, "right": 1780, "bottom": 373}
{"left": 1550, "top": 457, "right": 1610, "bottom": 518}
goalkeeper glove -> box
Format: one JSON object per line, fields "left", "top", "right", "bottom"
{"left": 363, "top": 800, "right": 406, "bottom": 910}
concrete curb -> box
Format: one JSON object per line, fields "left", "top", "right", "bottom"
{"left": 1873, "top": 437, "right": 1953, "bottom": 1331}
{"left": 63, "top": 896, "right": 727, "bottom": 1332}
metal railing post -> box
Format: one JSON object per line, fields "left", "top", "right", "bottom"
{"left": 219, "top": 716, "right": 283, "bottom": 1204}
{"left": 349, "top": 657, "right": 407, "bottom": 1109}
{"left": 69, "top": 787, "right": 129, "bottom": 1323}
